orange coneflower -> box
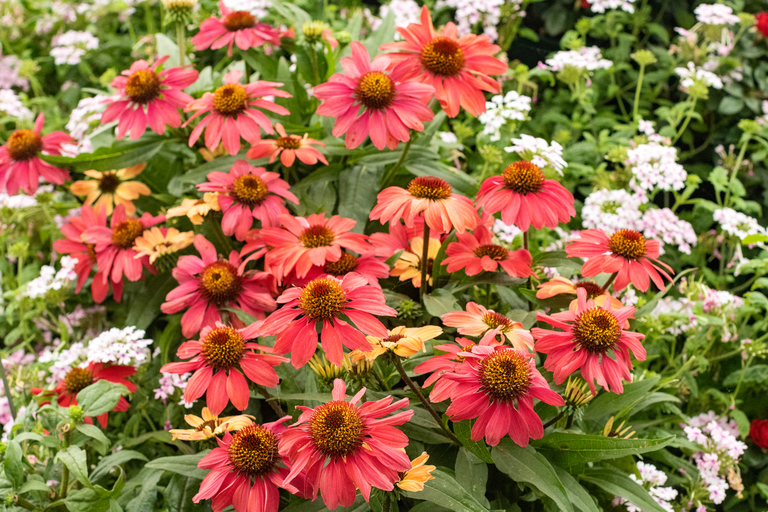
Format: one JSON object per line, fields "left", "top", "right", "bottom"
{"left": 70, "top": 163, "right": 151, "bottom": 216}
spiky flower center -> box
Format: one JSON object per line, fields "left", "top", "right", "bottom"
{"left": 420, "top": 37, "right": 465, "bottom": 77}
{"left": 98, "top": 171, "right": 122, "bottom": 193}
{"left": 473, "top": 244, "right": 508, "bottom": 261}
{"left": 572, "top": 308, "right": 621, "bottom": 353}
{"left": 608, "top": 229, "right": 647, "bottom": 261}
{"left": 299, "top": 225, "right": 335, "bottom": 248}
{"left": 6, "top": 129, "right": 43, "bottom": 162}
{"left": 227, "top": 425, "right": 279, "bottom": 477}
{"left": 231, "top": 174, "right": 268, "bottom": 207}
{"left": 407, "top": 176, "right": 452, "bottom": 201}
{"left": 309, "top": 400, "right": 364, "bottom": 457}
{"left": 384, "top": 334, "right": 405, "bottom": 343}
{"left": 323, "top": 253, "right": 358, "bottom": 276}
{"left": 198, "top": 261, "right": 243, "bottom": 306}
{"left": 355, "top": 71, "right": 395, "bottom": 110}
{"left": 213, "top": 84, "right": 248, "bottom": 116}
{"left": 195, "top": 419, "right": 222, "bottom": 432}
{"left": 64, "top": 367, "right": 94, "bottom": 394}
{"left": 124, "top": 69, "right": 161, "bottom": 104}
{"left": 223, "top": 10, "right": 256, "bottom": 31}
{"left": 482, "top": 311, "right": 513, "bottom": 332}
{"left": 201, "top": 326, "right": 245, "bottom": 370}
{"left": 574, "top": 281, "right": 602, "bottom": 298}
{"left": 86, "top": 244, "right": 98, "bottom": 264}
{"left": 299, "top": 278, "right": 347, "bottom": 320}
{"left": 275, "top": 136, "right": 302, "bottom": 150}
{"left": 112, "top": 219, "right": 144, "bottom": 249}
{"left": 502, "top": 161, "right": 544, "bottom": 195}
{"left": 480, "top": 349, "right": 530, "bottom": 401}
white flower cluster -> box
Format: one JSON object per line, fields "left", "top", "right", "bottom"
{"left": 379, "top": 0, "right": 421, "bottom": 31}
{"left": 613, "top": 461, "right": 677, "bottom": 512}
{"left": 492, "top": 218, "right": 522, "bottom": 244}
{"left": 0, "top": 89, "right": 33, "bottom": 121}
{"left": 694, "top": 3, "right": 741, "bottom": 26}
{"left": 505, "top": 134, "right": 567, "bottom": 174}
{"left": 542, "top": 46, "right": 612, "bottom": 72}
{"left": 478, "top": 91, "right": 532, "bottom": 141}
{"left": 589, "top": 0, "right": 635, "bottom": 14}
{"left": 675, "top": 62, "right": 724, "bottom": 90}
{"left": 582, "top": 189, "right": 645, "bottom": 233}
{"left": 435, "top": 0, "right": 505, "bottom": 41}
{"left": 87, "top": 326, "right": 153, "bottom": 367}
{"left": 0, "top": 54, "right": 28, "bottom": 90}
{"left": 39, "top": 341, "right": 87, "bottom": 383}
{"left": 626, "top": 143, "right": 687, "bottom": 197}
{"left": 24, "top": 256, "right": 79, "bottom": 299}
{"left": 702, "top": 287, "right": 744, "bottom": 316}
{"left": 222, "top": 0, "right": 271, "bottom": 19}
{"left": 713, "top": 208, "right": 767, "bottom": 242}
{"left": 154, "top": 372, "right": 190, "bottom": 403}
{"left": 684, "top": 412, "right": 746, "bottom": 504}
{"left": 65, "top": 94, "right": 108, "bottom": 141}
{"left": 642, "top": 208, "right": 697, "bottom": 254}
{"left": 651, "top": 296, "right": 696, "bottom": 334}
{"left": 50, "top": 30, "right": 98, "bottom": 66}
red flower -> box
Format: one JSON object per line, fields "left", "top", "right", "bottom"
{"left": 443, "top": 226, "right": 534, "bottom": 277}
{"left": 441, "top": 302, "right": 533, "bottom": 352}
{"left": 191, "top": 0, "right": 280, "bottom": 57}
{"left": 750, "top": 419, "right": 768, "bottom": 449}
{"left": 756, "top": 12, "right": 768, "bottom": 38}
{"left": 288, "top": 251, "right": 390, "bottom": 289}
{"left": 246, "top": 123, "right": 328, "bottom": 166}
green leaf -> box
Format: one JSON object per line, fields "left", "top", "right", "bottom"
{"left": 57, "top": 446, "right": 92, "bottom": 488}
{"left": 744, "top": 233, "right": 768, "bottom": 244}
{"left": 723, "top": 364, "right": 768, "bottom": 386}
{"left": 581, "top": 377, "right": 659, "bottom": 422}
{"left": 363, "top": 9, "right": 395, "bottom": 57}
{"left": 41, "top": 138, "right": 165, "bottom": 172}
{"left": 581, "top": 469, "right": 667, "bottom": 512}
{"left": 77, "top": 380, "right": 129, "bottom": 417}
{"left": 3, "top": 440, "right": 24, "bottom": 489}
{"left": 492, "top": 441, "right": 572, "bottom": 512}
{"left": 423, "top": 288, "right": 461, "bottom": 318}
{"left": 405, "top": 469, "right": 491, "bottom": 512}
{"left": 90, "top": 451, "right": 148, "bottom": 483}
{"left": 552, "top": 466, "right": 599, "bottom": 512}
{"left": 453, "top": 420, "right": 493, "bottom": 464}
{"left": 532, "top": 433, "right": 674, "bottom": 468}
{"left": 145, "top": 452, "right": 209, "bottom": 480}
{"left": 455, "top": 448, "right": 489, "bottom": 505}
{"left": 164, "top": 475, "right": 203, "bottom": 512}
{"left": 719, "top": 96, "right": 744, "bottom": 115}
{"left": 76, "top": 424, "right": 111, "bottom": 454}
{"left": 18, "top": 479, "right": 53, "bottom": 494}
{"left": 337, "top": 165, "right": 383, "bottom": 233}
{"left": 65, "top": 488, "right": 113, "bottom": 512}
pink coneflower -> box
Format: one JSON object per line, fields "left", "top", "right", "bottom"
{"left": 443, "top": 227, "right": 534, "bottom": 277}
{"left": 259, "top": 273, "right": 396, "bottom": 368}
{"left": 161, "top": 234, "right": 277, "bottom": 338}
{"left": 184, "top": 69, "right": 291, "bottom": 155}
{"left": 161, "top": 322, "right": 287, "bottom": 414}
{"left": 191, "top": 1, "right": 280, "bottom": 57}
{"left": 194, "top": 417, "right": 307, "bottom": 512}
{"left": 197, "top": 160, "right": 298, "bottom": 241}
{"left": 476, "top": 161, "right": 575, "bottom": 231}
{"left": 379, "top": 6, "right": 507, "bottom": 118}
{"left": 260, "top": 213, "right": 372, "bottom": 281}
{"left": 532, "top": 288, "right": 646, "bottom": 395}
{"left": 246, "top": 123, "right": 328, "bottom": 166}
{"left": 370, "top": 176, "right": 480, "bottom": 234}
{"left": 441, "top": 302, "right": 533, "bottom": 352}
{"left": 101, "top": 55, "right": 198, "bottom": 140}
{"left": 565, "top": 228, "right": 674, "bottom": 292}
{"left": 289, "top": 251, "right": 390, "bottom": 288}
{"left": 313, "top": 41, "right": 434, "bottom": 150}
{"left": 280, "top": 379, "right": 413, "bottom": 510}
{"left": 444, "top": 345, "right": 564, "bottom": 446}
{"left": 537, "top": 276, "right": 626, "bottom": 316}
{"left": 81, "top": 204, "right": 164, "bottom": 302}
{"left": 0, "top": 114, "right": 73, "bottom": 195}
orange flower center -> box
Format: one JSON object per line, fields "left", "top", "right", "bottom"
{"left": 223, "top": 10, "right": 257, "bottom": 31}
{"left": 213, "top": 83, "right": 248, "bottom": 116}
{"left": 275, "top": 136, "right": 302, "bottom": 150}
{"left": 231, "top": 174, "right": 268, "bottom": 207}
{"left": 572, "top": 308, "right": 621, "bottom": 353}
{"left": 299, "top": 278, "right": 347, "bottom": 320}
{"left": 407, "top": 176, "right": 452, "bottom": 201}
{"left": 195, "top": 419, "right": 222, "bottom": 432}
{"left": 452, "top": 343, "right": 476, "bottom": 363}
{"left": 574, "top": 281, "right": 602, "bottom": 298}
{"left": 503, "top": 161, "right": 544, "bottom": 195}
{"left": 124, "top": 69, "right": 161, "bottom": 104}
{"left": 112, "top": 219, "right": 144, "bottom": 249}
{"left": 86, "top": 244, "right": 98, "bottom": 264}
{"left": 482, "top": 311, "right": 513, "bottom": 332}
{"left": 480, "top": 349, "right": 530, "bottom": 401}
{"left": 64, "top": 367, "right": 94, "bottom": 394}
{"left": 198, "top": 261, "right": 243, "bottom": 305}
{"left": 309, "top": 400, "right": 364, "bottom": 457}
{"left": 384, "top": 333, "right": 405, "bottom": 343}
{"left": 227, "top": 424, "right": 279, "bottom": 477}
{"left": 420, "top": 37, "right": 465, "bottom": 77}
{"left": 473, "top": 244, "right": 508, "bottom": 261}
{"left": 201, "top": 326, "right": 245, "bottom": 370}
{"left": 323, "top": 252, "right": 358, "bottom": 276}
{"left": 299, "top": 225, "right": 335, "bottom": 248}
{"left": 98, "top": 171, "right": 122, "bottom": 193}
{"left": 608, "top": 229, "right": 647, "bottom": 261}
{"left": 354, "top": 71, "right": 395, "bottom": 110}
{"left": 6, "top": 129, "right": 43, "bottom": 162}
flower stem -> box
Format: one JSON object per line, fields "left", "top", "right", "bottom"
{"left": 0, "top": 357, "right": 16, "bottom": 422}
{"left": 724, "top": 134, "right": 751, "bottom": 207}
{"left": 599, "top": 272, "right": 618, "bottom": 293}
{"left": 176, "top": 22, "right": 186, "bottom": 66}
{"left": 258, "top": 386, "right": 286, "bottom": 417}
{"left": 393, "top": 357, "right": 460, "bottom": 445}
{"left": 632, "top": 63, "right": 646, "bottom": 123}
{"left": 419, "top": 221, "right": 431, "bottom": 304}
{"left": 542, "top": 410, "right": 565, "bottom": 429}
{"left": 671, "top": 98, "right": 697, "bottom": 145}
{"left": 380, "top": 136, "right": 413, "bottom": 188}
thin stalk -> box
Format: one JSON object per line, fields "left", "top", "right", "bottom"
{"left": 599, "top": 272, "right": 618, "bottom": 293}
{"left": 307, "top": 45, "right": 322, "bottom": 85}
{"left": 0, "top": 356, "right": 16, "bottom": 422}
{"left": 732, "top": 354, "right": 754, "bottom": 403}
{"left": 671, "top": 98, "right": 697, "bottom": 145}
{"left": 380, "top": 137, "right": 413, "bottom": 188}
{"left": 176, "top": 22, "right": 186, "bottom": 66}
{"left": 542, "top": 410, "right": 565, "bottom": 429}
{"left": 258, "top": 386, "right": 286, "bottom": 417}
{"left": 724, "top": 135, "right": 751, "bottom": 207}
{"left": 419, "top": 222, "right": 431, "bottom": 304}
{"left": 523, "top": 230, "right": 533, "bottom": 311}
{"left": 632, "top": 63, "right": 646, "bottom": 123}
{"left": 484, "top": 283, "right": 492, "bottom": 309}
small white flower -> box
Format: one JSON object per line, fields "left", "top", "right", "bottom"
{"left": 694, "top": 3, "right": 740, "bottom": 25}
{"left": 541, "top": 46, "right": 612, "bottom": 72}
{"left": 504, "top": 134, "right": 567, "bottom": 174}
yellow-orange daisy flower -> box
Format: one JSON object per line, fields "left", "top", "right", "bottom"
{"left": 391, "top": 236, "right": 441, "bottom": 288}
{"left": 169, "top": 407, "right": 254, "bottom": 441}
{"left": 396, "top": 452, "right": 436, "bottom": 492}
{"left": 133, "top": 227, "right": 194, "bottom": 264}
{"left": 537, "top": 276, "right": 627, "bottom": 316}
{"left": 351, "top": 325, "right": 443, "bottom": 362}
{"left": 165, "top": 192, "right": 220, "bottom": 225}
{"left": 69, "top": 163, "right": 151, "bottom": 215}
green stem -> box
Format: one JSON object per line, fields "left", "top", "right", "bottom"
{"left": 671, "top": 98, "right": 697, "bottom": 145}
{"left": 13, "top": 497, "right": 35, "bottom": 510}
{"left": 723, "top": 135, "right": 751, "bottom": 207}
{"left": 176, "top": 22, "right": 186, "bottom": 66}
{"left": 0, "top": 355, "right": 16, "bottom": 422}
{"left": 258, "top": 386, "right": 286, "bottom": 417}
{"left": 380, "top": 137, "right": 413, "bottom": 188}
{"left": 419, "top": 221, "right": 431, "bottom": 304}
{"left": 732, "top": 354, "right": 754, "bottom": 403}
{"left": 484, "top": 283, "right": 492, "bottom": 309}
{"left": 599, "top": 272, "right": 618, "bottom": 293}
{"left": 307, "top": 45, "right": 322, "bottom": 85}
{"left": 708, "top": 349, "right": 743, "bottom": 363}
{"left": 632, "top": 63, "right": 646, "bottom": 123}
{"left": 542, "top": 410, "right": 565, "bottom": 429}
{"left": 523, "top": 230, "right": 533, "bottom": 311}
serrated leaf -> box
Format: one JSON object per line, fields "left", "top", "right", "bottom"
{"left": 533, "top": 433, "right": 674, "bottom": 469}
{"left": 405, "top": 469, "right": 490, "bottom": 512}
{"left": 581, "top": 469, "right": 667, "bottom": 512}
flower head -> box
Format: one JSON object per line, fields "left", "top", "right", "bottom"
{"left": 397, "top": 453, "right": 436, "bottom": 492}
{"left": 757, "top": 12, "right": 768, "bottom": 38}
{"left": 246, "top": 123, "right": 328, "bottom": 166}
{"left": 391, "top": 236, "right": 441, "bottom": 288}
{"left": 191, "top": 1, "right": 280, "bottom": 56}
{"left": 443, "top": 226, "right": 534, "bottom": 277}
{"left": 351, "top": 325, "right": 443, "bottom": 362}
{"left": 166, "top": 193, "right": 221, "bottom": 225}
{"left": 537, "top": 276, "right": 625, "bottom": 313}
{"left": 133, "top": 227, "right": 194, "bottom": 265}
{"left": 441, "top": 302, "right": 533, "bottom": 352}
{"left": 290, "top": 251, "right": 390, "bottom": 289}
{"left": 70, "top": 163, "right": 151, "bottom": 216}
{"left": 169, "top": 407, "right": 254, "bottom": 441}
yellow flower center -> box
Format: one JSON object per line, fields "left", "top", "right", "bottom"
{"left": 213, "top": 84, "right": 248, "bottom": 116}
{"left": 227, "top": 424, "right": 279, "bottom": 478}
{"left": 420, "top": 37, "right": 465, "bottom": 77}
{"left": 480, "top": 349, "right": 530, "bottom": 401}
{"left": 354, "top": 71, "right": 395, "bottom": 110}
{"left": 275, "top": 136, "right": 302, "bottom": 150}
{"left": 223, "top": 10, "right": 256, "bottom": 31}
{"left": 407, "top": 176, "right": 452, "bottom": 201}
{"left": 574, "top": 281, "right": 602, "bottom": 299}
{"left": 299, "top": 278, "right": 347, "bottom": 320}
{"left": 309, "top": 400, "right": 364, "bottom": 457}
{"left": 201, "top": 326, "right": 245, "bottom": 370}
{"left": 608, "top": 229, "right": 647, "bottom": 261}
{"left": 502, "top": 161, "right": 544, "bottom": 195}
{"left": 231, "top": 174, "right": 268, "bottom": 207}
{"left": 481, "top": 311, "right": 513, "bottom": 332}
{"left": 111, "top": 219, "right": 144, "bottom": 249}
{"left": 323, "top": 253, "right": 358, "bottom": 276}
{"left": 64, "top": 367, "right": 94, "bottom": 394}
{"left": 197, "top": 261, "right": 243, "bottom": 306}
{"left": 124, "top": 69, "right": 161, "bottom": 104}
{"left": 473, "top": 244, "right": 508, "bottom": 261}
{"left": 299, "top": 225, "right": 335, "bottom": 248}
{"left": 98, "top": 171, "right": 122, "bottom": 194}
{"left": 6, "top": 129, "right": 43, "bottom": 162}
{"left": 572, "top": 308, "right": 621, "bottom": 353}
